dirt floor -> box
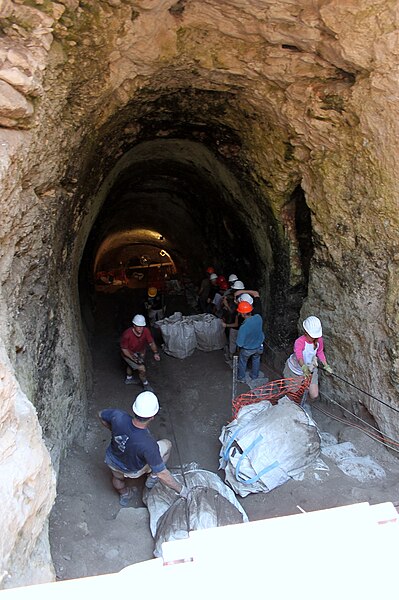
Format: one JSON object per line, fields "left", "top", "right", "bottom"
{"left": 49, "top": 291, "right": 399, "bottom": 581}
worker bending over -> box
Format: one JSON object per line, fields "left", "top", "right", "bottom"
{"left": 99, "top": 391, "right": 188, "bottom": 506}
{"left": 120, "top": 314, "right": 160, "bottom": 390}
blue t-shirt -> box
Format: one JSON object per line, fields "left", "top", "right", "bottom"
{"left": 100, "top": 409, "right": 165, "bottom": 474}
{"left": 236, "top": 314, "right": 265, "bottom": 350}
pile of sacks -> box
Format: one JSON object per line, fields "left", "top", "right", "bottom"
{"left": 156, "top": 312, "right": 226, "bottom": 359}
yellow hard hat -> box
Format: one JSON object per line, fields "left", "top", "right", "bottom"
{"left": 148, "top": 287, "right": 157, "bottom": 298}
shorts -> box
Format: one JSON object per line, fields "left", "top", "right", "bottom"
{"left": 105, "top": 439, "right": 171, "bottom": 479}
{"left": 121, "top": 354, "right": 144, "bottom": 371}
{"left": 283, "top": 362, "right": 318, "bottom": 385}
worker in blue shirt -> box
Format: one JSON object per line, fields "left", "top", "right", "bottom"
{"left": 236, "top": 300, "right": 264, "bottom": 382}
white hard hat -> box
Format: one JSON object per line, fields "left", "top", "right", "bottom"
{"left": 238, "top": 293, "right": 253, "bottom": 304}
{"left": 228, "top": 274, "right": 238, "bottom": 283}
{"left": 132, "top": 314, "right": 146, "bottom": 326}
{"left": 132, "top": 391, "right": 159, "bottom": 418}
{"left": 232, "top": 280, "right": 245, "bottom": 290}
{"left": 209, "top": 273, "right": 218, "bottom": 281}
{"left": 303, "top": 316, "right": 322, "bottom": 338}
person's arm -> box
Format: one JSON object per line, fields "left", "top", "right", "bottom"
{"left": 120, "top": 330, "right": 137, "bottom": 362}
{"left": 223, "top": 313, "right": 238, "bottom": 329}
{"left": 156, "top": 468, "right": 183, "bottom": 493}
{"left": 98, "top": 410, "right": 111, "bottom": 430}
{"left": 293, "top": 337, "right": 311, "bottom": 376}
{"left": 121, "top": 347, "right": 137, "bottom": 361}
{"left": 294, "top": 337, "right": 306, "bottom": 366}
{"left": 316, "top": 337, "right": 327, "bottom": 364}
{"left": 148, "top": 332, "right": 160, "bottom": 360}
{"left": 149, "top": 341, "right": 160, "bottom": 361}
{"left": 233, "top": 289, "right": 260, "bottom": 299}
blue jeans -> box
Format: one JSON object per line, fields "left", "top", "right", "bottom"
{"left": 238, "top": 346, "right": 263, "bottom": 380}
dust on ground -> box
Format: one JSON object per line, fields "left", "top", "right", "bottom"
{"left": 49, "top": 295, "right": 399, "bottom": 580}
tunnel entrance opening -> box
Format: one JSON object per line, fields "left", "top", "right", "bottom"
{"left": 79, "top": 138, "right": 270, "bottom": 341}
{"left": 94, "top": 239, "right": 177, "bottom": 293}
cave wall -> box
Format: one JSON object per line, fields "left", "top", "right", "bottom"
{"left": 0, "top": 0, "right": 398, "bottom": 588}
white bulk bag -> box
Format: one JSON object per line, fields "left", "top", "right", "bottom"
{"left": 143, "top": 468, "right": 248, "bottom": 558}
{"left": 219, "top": 397, "right": 321, "bottom": 497}
{"left": 156, "top": 312, "right": 196, "bottom": 359}
{"left": 192, "top": 314, "right": 226, "bottom": 351}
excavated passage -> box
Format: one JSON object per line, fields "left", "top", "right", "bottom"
{"left": 80, "top": 138, "right": 309, "bottom": 348}
{"left": 1, "top": 0, "right": 399, "bottom": 590}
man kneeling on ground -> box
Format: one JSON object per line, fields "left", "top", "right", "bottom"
{"left": 99, "top": 391, "right": 187, "bottom": 506}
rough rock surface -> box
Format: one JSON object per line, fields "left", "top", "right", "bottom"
{"left": 0, "top": 343, "right": 56, "bottom": 589}
{"left": 0, "top": 0, "right": 398, "bottom": 588}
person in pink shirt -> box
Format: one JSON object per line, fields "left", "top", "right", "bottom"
{"left": 283, "top": 315, "right": 333, "bottom": 402}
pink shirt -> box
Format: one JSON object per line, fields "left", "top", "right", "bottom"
{"left": 294, "top": 335, "right": 326, "bottom": 364}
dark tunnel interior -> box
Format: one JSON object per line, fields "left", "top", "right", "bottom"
{"left": 78, "top": 137, "right": 313, "bottom": 353}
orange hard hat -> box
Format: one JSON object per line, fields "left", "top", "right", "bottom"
{"left": 206, "top": 266, "right": 215, "bottom": 274}
{"left": 237, "top": 301, "right": 253, "bottom": 314}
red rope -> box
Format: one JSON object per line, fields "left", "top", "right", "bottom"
{"left": 232, "top": 377, "right": 311, "bottom": 420}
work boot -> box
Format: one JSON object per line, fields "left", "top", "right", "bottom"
{"left": 119, "top": 488, "right": 136, "bottom": 507}
{"left": 125, "top": 376, "right": 134, "bottom": 385}
{"left": 142, "top": 382, "right": 154, "bottom": 392}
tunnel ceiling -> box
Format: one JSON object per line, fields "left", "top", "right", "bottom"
{"left": 86, "top": 138, "right": 271, "bottom": 288}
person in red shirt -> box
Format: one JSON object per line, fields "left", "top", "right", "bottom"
{"left": 120, "top": 314, "right": 161, "bottom": 390}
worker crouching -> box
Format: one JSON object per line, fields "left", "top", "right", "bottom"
{"left": 99, "top": 392, "right": 187, "bottom": 507}
{"left": 120, "top": 314, "right": 161, "bottom": 391}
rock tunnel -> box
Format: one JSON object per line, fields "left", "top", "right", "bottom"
{"left": 1, "top": 0, "right": 399, "bottom": 589}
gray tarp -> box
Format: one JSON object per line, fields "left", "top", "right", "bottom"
{"left": 219, "top": 397, "right": 321, "bottom": 497}
{"left": 143, "top": 468, "right": 248, "bottom": 557}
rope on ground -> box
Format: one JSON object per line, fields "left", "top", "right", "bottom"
{"left": 316, "top": 390, "right": 399, "bottom": 454}
{"left": 329, "top": 372, "right": 399, "bottom": 414}
{"left": 264, "top": 340, "right": 399, "bottom": 415}
{"left": 162, "top": 400, "right": 191, "bottom": 536}
{"left": 259, "top": 340, "right": 399, "bottom": 455}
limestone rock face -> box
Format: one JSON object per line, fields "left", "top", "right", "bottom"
{"left": 0, "top": 343, "right": 56, "bottom": 588}
{"left": 0, "top": 0, "right": 398, "bottom": 588}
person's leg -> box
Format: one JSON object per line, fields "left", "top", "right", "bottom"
{"left": 122, "top": 355, "right": 140, "bottom": 383}
{"left": 237, "top": 349, "right": 249, "bottom": 381}
{"left": 250, "top": 348, "right": 261, "bottom": 379}
{"left": 308, "top": 369, "right": 319, "bottom": 400}
{"left": 136, "top": 364, "right": 148, "bottom": 385}
{"left": 229, "top": 328, "right": 238, "bottom": 356}
{"left": 308, "top": 384, "right": 319, "bottom": 400}
{"left": 283, "top": 361, "right": 306, "bottom": 402}
{"left": 145, "top": 439, "right": 173, "bottom": 489}
{"left": 110, "top": 469, "right": 129, "bottom": 496}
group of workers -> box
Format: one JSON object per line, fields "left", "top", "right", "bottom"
{"left": 100, "top": 266, "right": 333, "bottom": 507}
{"left": 198, "top": 266, "right": 333, "bottom": 397}
{"left": 198, "top": 267, "right": 265, "bottom": 381}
